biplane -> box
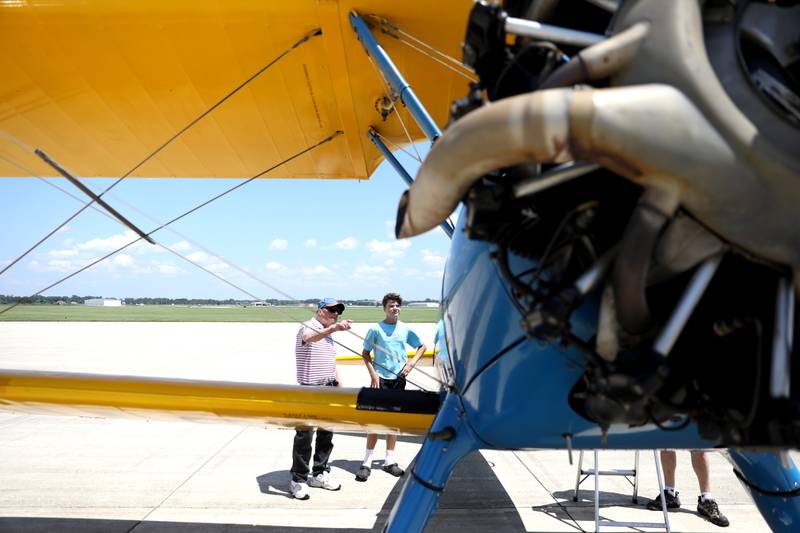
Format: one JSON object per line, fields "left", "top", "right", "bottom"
{"left": 2, "top": 0, "right": 800, "bottom": 531}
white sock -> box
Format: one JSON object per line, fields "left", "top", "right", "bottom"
{"left": 385, "top": 451, "right": 396, "bottom": 466}
{"left": 665, "top": 486, "right": 676, "bottom": 496}
{"left": 700, "top": 492, "right": 713, "bottom": 502}
{"left": 362, "top": 449, "right": 374, "bottom": 467}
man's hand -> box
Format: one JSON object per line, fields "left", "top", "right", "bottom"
{"left": 401, "top": 363, "right": 413, "bottom": 376}
{"left": 370, "top": 375, "right": 380, "bottom": 388}
{"left": 331, "top": 319, "right": 353, "bottom": 332}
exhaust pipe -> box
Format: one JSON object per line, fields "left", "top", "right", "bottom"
{"left": 394, "top": 83, "right": 797, "bottom": 271}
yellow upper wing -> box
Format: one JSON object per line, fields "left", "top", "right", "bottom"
{"left": 0, "top": 0, "right": 472, "bottom": 180}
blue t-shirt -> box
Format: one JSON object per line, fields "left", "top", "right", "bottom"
{"left": 363, "top": 320, "right": 423, "bottom": 379}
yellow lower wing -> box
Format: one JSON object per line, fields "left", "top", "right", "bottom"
{"left": 0, "top": 370, "right": 436, "bottom": 434}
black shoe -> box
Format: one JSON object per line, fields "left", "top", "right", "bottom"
{"left": 382, "top": 463, "right": 404, "bottom": 477}
{"left": 355, "top": 465, "right": 371, "bottom": 482}
{"left": 697, "top": 497, "right": 730, "bottom": 527}
{"left": 646, "top": 490, "right": 681, "bottom": 511}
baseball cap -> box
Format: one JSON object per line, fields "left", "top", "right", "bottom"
{"left": 318, "top": 297, "right": 345, "bottom": 314}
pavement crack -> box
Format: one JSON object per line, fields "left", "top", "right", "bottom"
{"left": 124, "top": 426, "right": 248, "bottom": 533}
{"left": 512, "top": 451, "right": 585, "bottom": 532}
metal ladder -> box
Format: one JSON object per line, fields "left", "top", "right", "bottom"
{"left": 573, "top": 450, "right": 671, "bottom": 533}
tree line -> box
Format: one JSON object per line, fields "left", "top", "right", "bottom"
{"left": 0, "top": 295, "right": 437, "bottom": 306}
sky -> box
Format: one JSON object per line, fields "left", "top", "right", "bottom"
{"left": 0, "top": 145, "right": 454, "bottom": 301}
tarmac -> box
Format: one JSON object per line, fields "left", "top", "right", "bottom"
{"left": 0, "top": 321, "right": 781, "bottom": 532}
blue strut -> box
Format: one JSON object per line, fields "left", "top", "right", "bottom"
{"left": 367, "top": 128, "right": 454, "bottom": 238}
{"left": 729, "top": 450, "right": 800, "bottom": 532}
{"left": 383, "top": 393, "right": 482, "bottom": 532}
{"left": 350, "top": 12, "right": 443, "bottom": 142}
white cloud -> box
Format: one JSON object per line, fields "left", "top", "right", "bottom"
{"left": 335, "top": 237, "right": 358, "bottom": 250}
{"left": 77, "top": 230, "right": 138, "bottom": 253}
{"left": 169, "top": 241, "right": 191, "bottom": 251}
{"left": 48, "top": 249, "right": 79, "bottom": 259}
{"left": 421, "top": 249, "right": 446, "bottom": 268}
{"left": 304, "top": 239, "right": 317, "bottom": 248}
{"left": 186, "top": 251, "right": 208, "bottom": 263}
{"left": 366, "top": 239, "right": 411, "bottom": 258}
{"left": 113, "top": 254, "right": 134, "bottom": 267}
{"left": 156, "top": 263, "right": 180, "bottom": 274}
{"left": 266, "top": 261, "right": 285, "bottom": 271}
{"left": 207, "top": 262, "right": 229, "bottom": 272}
{"left": 302, "top": 265, "right": 331, "bottom": 275}
{"left": 46, "top": 259, "right": 75, "bottom": 272}
{"left": 268, "top": 239, "right": 288, "bottom": 251}
{"left": 355, "top": 265, "right": 386, "bottom": 275}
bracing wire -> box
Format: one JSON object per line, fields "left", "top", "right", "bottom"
{"left": 84, "top": 184, "right": 444, "bottom": 388}
{"left": 365, "top": 14, "right": 478, "bottom": 81}
{"left": 1, "top": 132, "right": 444, "bottom": 389}
{"left": 364, "top": 51, "right": 423, "bottom": 163}
{"left": 0, "top": 131, "right": 341, "bottom": 317}
{"left": 0, "top": 28, "right": 321, "bottom": 278}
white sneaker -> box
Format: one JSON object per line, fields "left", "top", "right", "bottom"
{"left": 289, "top": 480, "right": 310, "bottom": 500}
{"left": 307, "top": 471, "right": 341, "bottom": 491}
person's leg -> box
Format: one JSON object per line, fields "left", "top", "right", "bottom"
{"left": 692, "top": 451, "right": 729, "bottom": 526}
{"left": 308, "top": 428, "right": 341, "bottom": 490}
{"left": 311, "top": 429, "right": 334, "bottom": 476}
{"left": 365, "top": 433, "right": 379, "bottom": 458}
{"left": 691, "top": 450, "right": 711, "bottom": 493}
{"left": 647, "top": 450, "right": 680, "bottom": 510}
{"left": 291, "top": 429, "right": 313, "bottom": 482}
{"left": 382, "top": 376, "right": 405, "bottom": 476}
{"left": 661, "top": 450, "right": 678, "bottom": 489}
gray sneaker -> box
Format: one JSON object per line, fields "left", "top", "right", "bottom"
{"left": 355, "top": 465, "right": 371, "bottom": 482}
{"left": 289, "top": 480, "right": 310, "bottom": 500}
{"left": 646, "top": 490, "right": 680, "bottom": 510}
{"left": 697, "top": 497, "right": 730, "bottom": 527}
{"left": 308, "top": 471, "right": 341, "bottom": 491}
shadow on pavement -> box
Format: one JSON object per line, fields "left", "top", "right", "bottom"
{"left": 2, "top": 451, "right": 528, "bottom": 533}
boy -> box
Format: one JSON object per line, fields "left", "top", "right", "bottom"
{"left": 356, "top": 293, "right": 427, "bottom": 481}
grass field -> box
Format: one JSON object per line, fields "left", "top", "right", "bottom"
{"left": 0, "top": 304, "right": 440, "bottom": 323}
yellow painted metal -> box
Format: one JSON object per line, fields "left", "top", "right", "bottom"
{"left": 336, "top": 349, "right": 434, "bottom": 362}
{"left": 0, "top": 0, "right": 472, "bottom": 179}
{"left": 0, "top": 370, "right": 435, "bottom": 434}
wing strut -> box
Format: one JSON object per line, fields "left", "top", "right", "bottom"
{"left": 351, "top": 11, "right": 454, "bottom": 238}
{"left": 350, "top": 12, "right": 442, "bottom": 142}
{"left": 368, "top": 128, "right": 453, "bottom": 238}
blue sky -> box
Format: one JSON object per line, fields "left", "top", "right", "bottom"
{"left": 0, "top": 145, "right": 453, "bottom": 301}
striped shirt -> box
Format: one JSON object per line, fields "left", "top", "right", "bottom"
{"left": 295, "top": 318, "right": 337, "bottom": 385}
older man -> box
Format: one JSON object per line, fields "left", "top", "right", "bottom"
{"left": 289, "top": 297, "right": 352, "bottom": 500}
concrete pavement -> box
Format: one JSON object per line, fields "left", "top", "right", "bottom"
{"left": 0, "top": 322, "right": 777, "bottom": 532}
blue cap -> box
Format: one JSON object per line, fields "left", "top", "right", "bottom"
{"left": 318, "top": 298, "right": 345, "bottom": 313}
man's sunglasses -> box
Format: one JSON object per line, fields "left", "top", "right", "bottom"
{"left": 324, "top": 306, "right": 342, "bottom": 315}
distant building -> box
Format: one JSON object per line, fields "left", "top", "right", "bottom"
{"left": 84, "top": 298, "right": 123, "bottom": 307}
{"left": 251, "top": 301, "right": 269, "bottom": 307}
{"left": 406, "top": 302, "right": 439, "bottom": 308}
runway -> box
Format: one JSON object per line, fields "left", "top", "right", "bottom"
{"left": 0, "top": 322, "right": 775, "bottom": 532}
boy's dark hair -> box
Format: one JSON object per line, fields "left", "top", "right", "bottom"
{"left": 382, "top": 292, "right": 402, "bottom": 308}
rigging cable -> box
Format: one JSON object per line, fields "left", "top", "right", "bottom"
{"left": 363, "top": 42, "right": 424, "bottom": 163}
{"left": 98, "top": 190, "right": 443, "bottom": 388}
{"left": 0, "top": 28, "right": 322, "bottom": 278}
{"left": 1, "top": 133, "right": 443, "bottom": 389}
{"left": 0, "top": 131, "right": 341, "bottom": 317}
{"left": 366, "top": 15, "right": 478, "bottom": 82}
